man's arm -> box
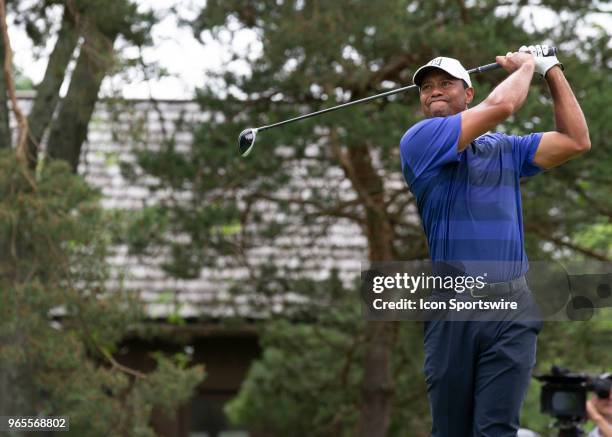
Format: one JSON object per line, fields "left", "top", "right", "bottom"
{"left": 458, "top": 52, "right": 535, "bottom": 150}
{"left": 595, "top": 420, "right": 612, "bottom": 437}
{"left": 532, "top": 66, "right": 591, "bottom": 169}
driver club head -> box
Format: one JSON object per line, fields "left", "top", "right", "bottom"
{"left": 238, "top": 128, "right": 257, "bottom": 157}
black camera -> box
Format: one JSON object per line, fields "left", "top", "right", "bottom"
{"left": 534, "top": 366, "right": 611, "bottom": 436}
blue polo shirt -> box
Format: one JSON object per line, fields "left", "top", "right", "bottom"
{"left": 399, "top": 113, "right": 543, "bottom": 282}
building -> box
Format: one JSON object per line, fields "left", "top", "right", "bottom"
{"left": 73, "top": 96, "right": 369, "bottom": 436}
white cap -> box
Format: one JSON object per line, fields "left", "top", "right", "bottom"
{"left": 413, "top": 57, "right": 472, "bottom": 88}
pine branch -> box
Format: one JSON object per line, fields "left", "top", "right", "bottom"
{"left": 43, "top": 233, "right": 148, "bottom": 380}
{"left": 526, "top": 223, "right": 610, "bottom": 261}
{"left": 570, "top": 182, "right": 612, "bottom": 220}
{"left": 252, "top": 191, "right": 365, "bottom": 224}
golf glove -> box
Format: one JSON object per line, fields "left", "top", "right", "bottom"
{"left": 519, "top": 44, "right": 564, "bottom": 77}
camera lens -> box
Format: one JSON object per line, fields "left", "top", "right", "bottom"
{"left": 551, "top": 391, "right": 581, "bottom": 413}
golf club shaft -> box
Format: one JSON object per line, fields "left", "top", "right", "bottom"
{"left": 257, "top": 62, "right": 502, "bottom": 133}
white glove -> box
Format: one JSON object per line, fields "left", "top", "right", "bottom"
{"left": 519, "top": 44, "right": 564, "bottom": 77}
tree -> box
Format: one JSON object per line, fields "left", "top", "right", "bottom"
{"left": 0, "top": 2, "right": 205, "bottom": 435}
{"left": 119, "top": 0, "right": 611, "bottom": 435}
{"left": 9, "top": 0, "right": 155, "bottom": 170}
{"left": 0, "top": 150, "right": 205, "bottom": 436}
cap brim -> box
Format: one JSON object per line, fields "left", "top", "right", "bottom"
{"left": 413, "top": 66, "right": 444, "bottom": 87}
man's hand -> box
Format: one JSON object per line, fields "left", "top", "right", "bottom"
{"left": 495, "top": 51, "right": 536, "bottom": 74}
{"left": 588, "top": 398, "right": 604, "bottom": 422}
{"left": 519, "top": 44, "right": 563, "bottom": 77}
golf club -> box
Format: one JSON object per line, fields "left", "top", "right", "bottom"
{"left": 239, "top": 48, "right": 557, "bottom": 157}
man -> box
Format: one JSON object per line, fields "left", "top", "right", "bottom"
{"left": 399, "top": 46, "right": 590, "bottom": 436}
{"left": 587, "top": 389, "right": 612, "bottom": 437}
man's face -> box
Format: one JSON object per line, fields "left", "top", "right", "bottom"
{"left": 419, "top": 69, "right": 474, "bottom": 118}
{"left": 594, "top": 390, "right": 612, "bottom": 420}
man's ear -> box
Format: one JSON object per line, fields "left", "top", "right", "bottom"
{"left": 465, "top": 87, "right": 475, "bottom": 105}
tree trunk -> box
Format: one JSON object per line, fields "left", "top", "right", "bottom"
{"left": 46, "top": 28, "right": 117, "bottom": 172}
{"left": 345, "top": 143, "right": 397, "bottom": 437}
{"left": 26, "top": 5, "right": 79, "bottom": 167}
{"left": 358, "top": 322, "right": 397, "bottom": 437}
{"left": 0, "top": 32, "right": 10, "bottom": 149}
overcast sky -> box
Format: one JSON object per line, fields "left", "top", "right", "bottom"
{"left": 7, "top": 0, "right": 611, "bottom": 100}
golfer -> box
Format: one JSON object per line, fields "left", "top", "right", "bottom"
{"left": 399, "top": 45, "right": 590, "bottom": 436}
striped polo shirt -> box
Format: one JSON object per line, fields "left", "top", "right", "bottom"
{"left": 399, "top": 113, "right": 543, "bottom": 282}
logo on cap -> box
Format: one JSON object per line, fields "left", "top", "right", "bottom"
{"left": 430, "top": 57, "right": 443, "bottom": 66}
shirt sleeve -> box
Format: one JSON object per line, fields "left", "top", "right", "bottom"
{"left": 587, "top": 427, "right": 600, "bottom": 437}
{"left": 399, "top": 113, "right": 462, "bottom": 186}
{"left": 509, "top": 132, "right": 544, "bottom": 177}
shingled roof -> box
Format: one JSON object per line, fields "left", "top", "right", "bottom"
{"left": 16, "top": 94, "right": 371, "bottom": 319}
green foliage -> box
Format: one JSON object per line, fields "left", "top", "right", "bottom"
{"left": 225, "top": 317, "right": 363, "bottom": 437}
{"left": 0, "top": 150, "right": 204, "bottom": 436}
{"left": 225, "top": 298, "right": 430, "bottom": 437}
{"left": 573, "top": 222, "right": 612, "bottom": 259}
{"left": 14, "top": 65, "right": 34, "bottom": 90}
